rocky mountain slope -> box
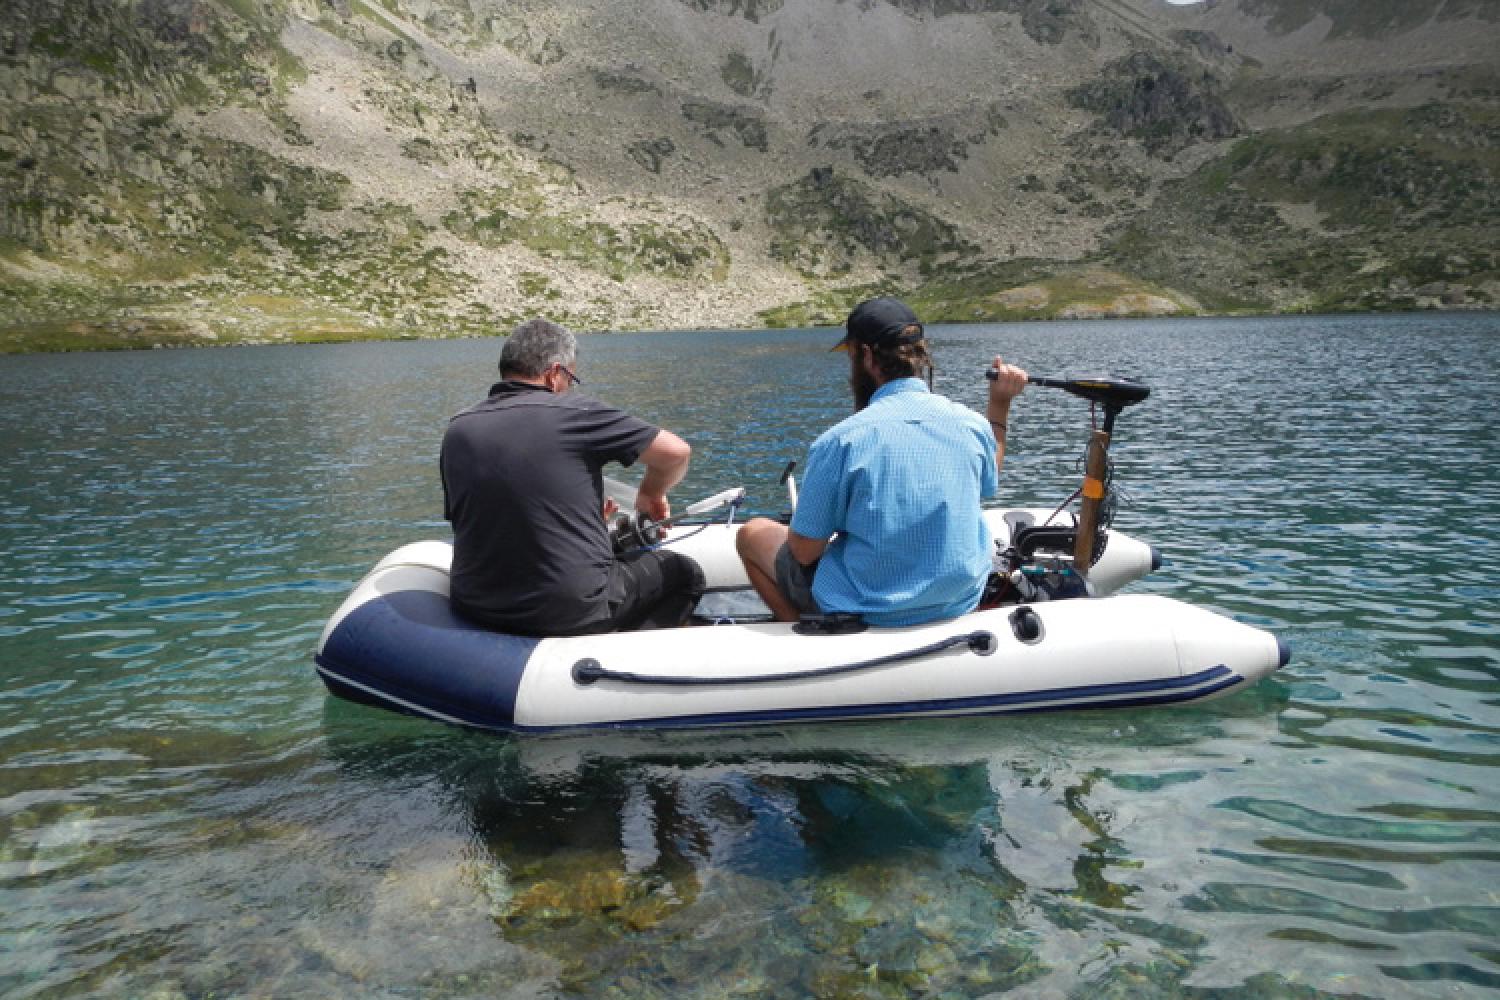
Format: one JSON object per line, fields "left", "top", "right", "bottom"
{"left": 1, "top": 0, "right": 1497, "bottom": 350}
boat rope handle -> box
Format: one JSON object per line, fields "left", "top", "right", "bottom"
{"left": 570, "top": 630, "right": 998, "bottom": 687}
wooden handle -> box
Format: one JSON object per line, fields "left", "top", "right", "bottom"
{"left": 1073, "top": 429, "right": 1111, "bottom": 575}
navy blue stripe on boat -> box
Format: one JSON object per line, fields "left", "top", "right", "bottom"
{"left": 375, "top": 661, "right": 1239, "bottom": 733}
{"left": 316, "top": 590, "right": 537, "bottom": 728}
{"left": 551, "top": 664, "right": 1245, "bottom": 732}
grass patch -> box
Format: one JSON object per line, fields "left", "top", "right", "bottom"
{"left": 758, "top": 263, "right": 1203, "bottom": 328}
{"left": 445, "top": 187, "right": 729, "bottom": 282}
{"left": 1101, "top": 103, "right": 1500, "bottom": 312}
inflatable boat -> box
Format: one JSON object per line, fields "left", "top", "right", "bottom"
{"left": 314, "top": 509, "right": 1289, "bottom": 732}
{"left": 314, "top": 376, "right": 1289, "bottom": 732}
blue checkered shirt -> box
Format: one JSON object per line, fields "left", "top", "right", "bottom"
{"left": 791, "top": 378, "right": 999, "bottom": 626}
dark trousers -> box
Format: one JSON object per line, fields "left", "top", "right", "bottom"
{"left": 593, "top": 548, "right": 706, "bottom": 634}
{"left": 454, "top": 549, "right": 705, "bottom": 637}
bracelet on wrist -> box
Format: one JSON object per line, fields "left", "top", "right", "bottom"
{"left": 988, "top": 419, "right": 1008, "bottom": 433}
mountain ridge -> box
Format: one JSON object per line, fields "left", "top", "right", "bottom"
{"left": 1, "top": 0, "right": 1497, "bottom": 351}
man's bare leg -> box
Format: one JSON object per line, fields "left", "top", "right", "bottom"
{"left": 734, "top": 517, "right": 800, "bottom": 622}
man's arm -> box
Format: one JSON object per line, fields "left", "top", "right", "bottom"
{"left": 634, "top": 429, "right": 691, "bottom": 522}
{"left": 787, "top": 531, "right": 828, "bottom": 566}
{"left": 986, "top": 355, "right": 1027, "bottom": 472}
{"left": 786, "top": 432, "right": 843, "bottom": 564}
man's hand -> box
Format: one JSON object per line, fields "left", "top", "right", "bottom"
{"left": 635, "top": 429, "right": 690, "bottom": 537}
{"left": 988, "top": 355, "right": 1028, "bottom": 402}
{"left": 635, "top": 492, "right": 671, "bottom": 529}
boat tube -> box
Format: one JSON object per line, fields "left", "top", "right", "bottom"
{"left": 314, "top": 509, "right": 1290, "bottom": 732}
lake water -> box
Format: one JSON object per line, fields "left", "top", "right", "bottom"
{"left": 2, "top": 313, "right": 1497, "bottom": 998}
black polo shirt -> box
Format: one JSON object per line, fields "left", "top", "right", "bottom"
{"left": 440, "top": 380, "right": 660, "bottom": 635}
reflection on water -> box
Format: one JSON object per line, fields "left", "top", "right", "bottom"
{"left": 315, "top": 707, "right": 1235, "bottom": 996}
{"left": 2, "top": 313, "right": 1499, "bottom": 997}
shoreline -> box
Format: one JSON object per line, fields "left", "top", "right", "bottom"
{"left": 4, "top": 302, "right": 1496, "bottom": 356}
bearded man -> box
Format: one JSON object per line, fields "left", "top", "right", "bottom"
{"left": 734, "top": 297, "right": 1027, "bottom": 625}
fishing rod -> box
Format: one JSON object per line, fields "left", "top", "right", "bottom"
{"left": 987, "top": 371, "right": 1151, "bottom": 575}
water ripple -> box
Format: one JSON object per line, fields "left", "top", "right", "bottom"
{"left": 1188, "top": 882, "right": 1500, "bottom": 936}
{"left": 1216, "top": 797, "right": 1500, "bottom": 845}
{"left": 108, "top": 579, "right": 349, "bottom": 612}
{"left": 1, "top": 316, "right": 1497, "bottom": 998}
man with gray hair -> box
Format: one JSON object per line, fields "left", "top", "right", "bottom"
{"left": 441, "top": 318, "right": 704, "bottom": 635}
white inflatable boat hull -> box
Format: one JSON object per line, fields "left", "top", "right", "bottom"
{"left": 314, "top": 511, "right": 1288, "bottom": 732}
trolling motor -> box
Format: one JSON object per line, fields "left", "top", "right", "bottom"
{"left": 986, "top": 371, "right": 1151, "bottom": 585}
{"left": 1018, "top": 375, "right": 1151, "bottom": 433}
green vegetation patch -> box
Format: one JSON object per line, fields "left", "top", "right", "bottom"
{"left": 681, "top": 100, "right": 769, "bottom": 152}
{"left": 270, "top": 201, "right": 467, "bottom": 321}
{"left": 818, "top": 123, "right": 967, "bottom": 178}
{"left": 444, "top": 188, "right": 729, "bottom": 281}
{"left": 627, "top": 138, "right": 676, "bottom": 175}
{"left": 1240, "top": 0, "right": 1498, "bottom": 40}
{"left": 518, "top": 271, "right": 559, "bottom": 300}
{"left": 0, "top": 315, "right": 215, "bottom": 353}
{"left": 672, "top": 0, "right": 785, "bottom": 23}
{"left": 401, "top": 137, "right": 444, "bottom": 165}
{"left": 7, "top": 0, "right": 304, "bottom": 108}
{"left": 757, "top": 261, "right": 1196, "bottom": 328}
{"left": 1104, "top": 103, "right": 1500, "bottom": 312}
{"left": 495, "top": 21, "right": 565, "bottom": 65}
{"left": 764, "top": 168, "right": 977, "bottom": 279}
{"left": 810, "top": 107, "right": 1006, "bottom": 179}
{"left": 917, "top": 268, "right": 1196, "bottom": 323}
{"left": 979, "top": 0, "right": 1097, "bottom": 47}
{"left": 593, "top": 71, "right": 660, "bottom": 97}
{"left": 0, "top": 105, "right": 350, "bottom": 273}
{"left": 0, "top": 96, "right": 491, "bottom": 350}
{"left": 721, "top": 51, "right": 769, "bottom": 99}
{"left": 757, "top": 281, "right": 891, "bottom": 329}
{"left": 1210, "top": 104, "right": 1500, "bottom": 229}
{"left": 1068, "top": 52, "right": 1239, "bottom": 156}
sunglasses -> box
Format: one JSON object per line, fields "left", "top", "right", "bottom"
{"left": 555, "top": 363, "right": 582, "bottom": 387}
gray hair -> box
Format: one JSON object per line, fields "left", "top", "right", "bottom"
{"left": 499, "top": 318, "right": 576, "bottom": 378}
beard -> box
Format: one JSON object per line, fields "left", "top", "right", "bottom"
{"left": 850, "top": 360, "right": 879, "bottom": 411}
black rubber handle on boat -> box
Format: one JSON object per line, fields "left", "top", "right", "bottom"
{"left": 571, "top": 630, "right": 998, "bottom": 687}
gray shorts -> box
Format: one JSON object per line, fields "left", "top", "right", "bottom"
{"left": 774, "top": 543, "right": 821, "bottom": 616}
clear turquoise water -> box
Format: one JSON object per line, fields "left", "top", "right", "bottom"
{"left": 2, "top": 313, "right": 1497, "bottom": 998}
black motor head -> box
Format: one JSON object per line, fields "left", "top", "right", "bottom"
{"left": 1021, "top": 375, "right": 1150, "bottom": 410}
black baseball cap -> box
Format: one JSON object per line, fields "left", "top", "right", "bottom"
{"left": 833, "top": 297, "right": 924, "bottom": 351}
